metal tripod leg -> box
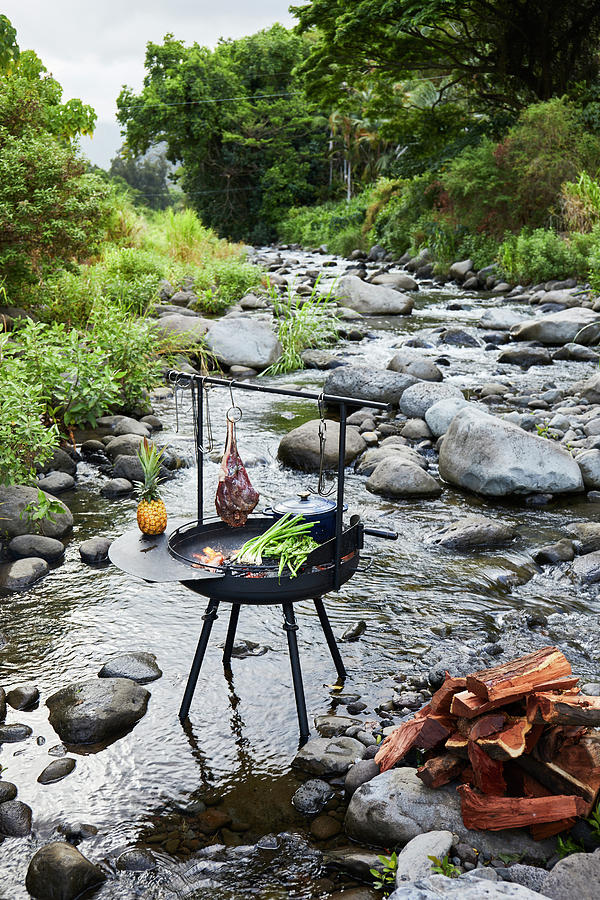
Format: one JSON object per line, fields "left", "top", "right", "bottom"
{"left": 313, "top": 596, "right": 347, "bottom": 679}
{"left": 282, "top": 602, "right": 310, "bottom": 745}
{"left": 179, "top": 598, "right": 219, "bottom": 721}
{"left": 222, "top": 603, "right": 240, "bottom": 669}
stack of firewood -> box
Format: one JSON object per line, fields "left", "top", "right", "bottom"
{"left": 375, "top": 647, "right": 600, "bottom": 838}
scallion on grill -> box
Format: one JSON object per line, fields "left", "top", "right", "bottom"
{"left": 233, "top": 513, "right": 319, "bottom": 578}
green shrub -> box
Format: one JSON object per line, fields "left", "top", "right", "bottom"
{"left": 279, "top": 192, "right": 372, "bottom": 253}
{"left": 456, "top": 232, "right": 501, "bottom": 270}
{"left": 562, "top": 171, "right": 600, "bottom": 232}
{"left": 369, "top": 175, "right": 439, "bottom": 256}
{"left": 33, "top": 269, "right": 100, "bottom": 327}
{"left": 498, "top": 228, "right": 590, "bottom": 284}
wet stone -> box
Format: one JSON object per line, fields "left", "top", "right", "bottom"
{"left": 37, "top": 472, "right": 75, "bottom": 495}
{"left": 532, "top": 539, "right": 575, "bottom": 564}
{"left": 26, "top": 842, "right": 106, "bottom": 900}
{"left": 0, "top": 782, "right": 17, "bottom": 802}
{"left": 315, "top": 715, "right": 361, "bottom": 737}
{"left": 100, "top": 478, "right": 133, "bottom": 498}
{"left": 47, "top": 677, "right": 150, "bottom": 745}
{"left": 292, "top": 779, "right": 334, "bottom": 816}
{"left": 196, "top": 809, "right": 232, "bottom": 834}
{"left": 0, "top": 800, "right": 32, "bottom": 836}
{"left": 8, "top": 535, "right": 64, "bottom": 564}
{"left": 98, "top": 651, "right": 162, "bottom": 684}
{"left": 6, "top": 683, "right": 39, "bottom": 710}
{"left": 310, "top": 814, "right": 341, "bottom": 840}
{"left": 79, "top": 537, "right": 111, "bottom": 565}
{"left": 58, "top": 822, "right": 99, "bottom": 844}
{"left": 116, "top": 848, "right": 157, "bottom": 871}
{"left": 38, "top": 758, "right": 76, "bottom": 784}
{"left": 0, "top": 723, "right": 32, "bottom": 742}
{"left": 0, "top": 558, "right": 49, "bottom": 592}
{"left": 0, "top": 686, "right": 5, "bottom": 723}
{"left": 48, "top": 744, "right": 67, "bottom": 757}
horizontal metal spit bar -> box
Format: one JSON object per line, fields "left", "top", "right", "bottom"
{"left": 167, "top": 370, "right": 391, "bottom": 411}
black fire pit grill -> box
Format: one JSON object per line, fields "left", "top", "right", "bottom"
{"left": 108, "top": 372, "right": 397, "bottom": 744}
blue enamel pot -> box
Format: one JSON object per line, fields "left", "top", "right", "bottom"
{"left": 264, "top": 491, "right": 347, "bottom": 543}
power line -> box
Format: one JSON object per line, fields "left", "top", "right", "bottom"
{"left": 119, "top": 91, "right": 302, "bottom": 112}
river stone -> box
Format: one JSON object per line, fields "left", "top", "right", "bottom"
{"left": 46, "top": 678, "right": 150, "bottom": 745}
{"left": 432, "top": 515, "right": 515, "bottom": 550}
{"left": 571, "top": 550, "right": 600, "bottom": 583}
{"left": 542, "top": 849, "right": 600, "bottom": 899}
{"left": 401, "top": 418, "right": 432, "bottom": 440}
{"left": 26, "top": 842, "right": 106, "bottom": 900}
{"left": 0, "top": 800, "right": 32, "bottom": 836}
{"left": 9, "top": 535, "right": 64, "bottom": 563}
{"left": 366, "top": 458, "right": 442, "bottom": 498}
{"left": 111, "top": 454, "right": 168, "bottom": 484}
{"left": 356, "top": 446, "right": 427, "bottom": 476}
{"left": 0, "top": 782, "right": 17, "bottom": 802}
{"left": 41, "top": 448, "right": 77, "bottom": 476}
{"left": 0, "top": 485, "right": 72, "bottom": 539}
{"left": 152, "top": 314, "right": 211, "bottom": 343}
{"left": 278, "top": 419, "right": 366, "bottom": 472}
{"left": 315, "top": 715, "right": 361, "bottom": 737}
{"left": 79, "top": 538, "right": 111, "bottom": 565}
{"left": 504, "top": 864, "right": 549, "bottom": 894}
{"left": 111, "top": 417, "right": 151, "bottom": 438}
{"left": 371, "top": 272, "right": 418, "bottom": 291}
{"left": 510, "top": 307, "right": 600, "bottom": 345}
{"left": 345, "top": 768, "right": 552, "bottom": 863}
{"left": 576, "top": 450, "right": 600, "bottom": 488}
{"left": 389, "top": 879, "right": 546, "bottom": 898}
{"left": 553, "top": 343, "right": 599, "bottom": 362}
{"left": 565, "top": 521, "right": 600, "bottom": 553}
{"left": 345, "top": 759, "right": 380, "bottom": 798}
{"left": 38, "top": 758, "right": 76, "bottom": 784}
{"left": 395, "top": 831, "right": 454, "bottom": 884}
{"left": 498, "top": 346, "right": 553, "bottom": 368}
{"left": 0, "top": 723, "right": 32, "bottom": 742}
{"left": 425, "top": 397, "right": 472, "bottom": 437}
{"left": 388, "top": 354, "right": 443, "bottom": 382}
{"left": 326, "top": 848, "right": 384, "bottom": 881}
{"left": 37, "top": 473, "right": 76, "bottom": 495}
{"left": 205, "top": 318, "right": 282, "bottom": 371}
{"left": 479, "top": 309, "right": 527, "bottom": 330}
{"left": 98, "top": 651, "right": 162, "bottom": 684}
{"left": 438, "top": 408, "right": 584, "bottom": 496}
{"left": 0, "top": 557, "right": 49, "bottom": 591}
{"left": 336, "top": 275, "right": 414, "bottom": 315}
{"left": 292, "top": 779, "right": 334, "bottom": 816}
{"left": 116, "top": 848, "right": 157, "bottom": 871}
{"left": 104, "top": 433, "right": 145, "bottom": 460}
{"left": 324, "top": 366, "right": 418, "bottom": 405}
{"left": 292, "top": 736, "right": 367, "bottom": 776}
{"left": 100, "top": 477, "right": 134, "bottom": 498}
{"left": 400, "top": 382, "right": 463, "bottom": 419}
{"left": 533, "top": 538, "right": 575, "bottom": 564}
{"left": 437, "top": 327, "right": 481, "bottom": 348}
{"left": 301, "top": 349, "right": 346, "bottom": 369}
{"left": 6, "top": 683, "right": 39, "bottom": 710}
{"left": 449, "top": 259, "right": 473, "bottom": 280}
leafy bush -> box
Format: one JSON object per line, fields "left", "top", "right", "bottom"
{"left": 369, "top": 175, "right": 439, "bottom": 256}
{"left": 455, "top": 232, "right": 501, "bottom": 270}
{"left": 498, "top": 228, "right": 590, "bottom": 284}
{"left": 278, "top": 192, "right": 372, "bottom": 253}
{"left": 562, "top": 171, "right": 600, "bottom": 232}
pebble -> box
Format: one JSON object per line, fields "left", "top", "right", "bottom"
{"left": 38, "top": 758, "right": 76, "bottom": 784}
{"left": 6, "top": 683, "right": 39, "bottom": 710}
{"left": 79, "top": 538, "right": 111, "bottom": 564}
{"left": 0, "top": 723, "right": 32, "bottom": 742}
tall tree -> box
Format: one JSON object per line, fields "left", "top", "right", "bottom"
{"left": 109, "top": 145, "right": 172, "bottom": 210}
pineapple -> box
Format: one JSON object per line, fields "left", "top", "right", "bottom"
{"left": 136, "top": 438, "right": 167, "bottom": 535}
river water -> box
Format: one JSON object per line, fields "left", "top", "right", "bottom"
{"left": 1, "top": 248, "right": 600, "bottom": 898}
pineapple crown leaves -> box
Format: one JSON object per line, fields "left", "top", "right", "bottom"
{"left": 135, "top": 437, "right": 167, "bottom": 502}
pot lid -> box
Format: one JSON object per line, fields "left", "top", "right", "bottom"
{"left": 273, "top": 491, "right": 337, "bottom": 516}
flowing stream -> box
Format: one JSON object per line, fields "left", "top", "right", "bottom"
{"left": 1, "top": 247, "right": 600, "bottom": 898}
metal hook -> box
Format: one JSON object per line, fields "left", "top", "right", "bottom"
{"left": 226, "top": 380, "right": 243, "bottom": 424}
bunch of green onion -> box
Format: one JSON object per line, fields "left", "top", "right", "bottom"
{"left": 233, "top": 513, "right": 319, "bottom": 578}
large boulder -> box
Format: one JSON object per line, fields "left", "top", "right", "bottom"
{"left": 26, "top": 842, "right": 106, "bottom": 900}
{"left": 205, "top": 318, "right": 282, "bottom": 371}
{"left": 400, "top": 382, "right": 463, "bottom": 419}
{"left": 510, "top": 307, "right": 600, "bottom": 345}
{"left": 152, "top": 314, "right": 211, "bottom": 343}
{"left": 292, "top": 736, "right": 367, "bottom": 776}
{"left": 0, "top": 485, "right": 72, "bottom": 539}
{"left": 278, "top": 420, "right": 366, "bottom": 471}
{"left": 371, "top": 272, "right": 418, "bottom": 292}
{"left": 479, "top": 309, "right": 527, "bottom": 331}
{"left": 576, "top": 449, "right": 600, "bottom": 489}
{"left": 431, "top": 515, "right": 516, "bottom": 549}
{"left": 387, "top": 352, "right": 443, "bottom": 382}
{"left": 324, "top": 366, "right": 418, "bottom": 405}
{"left": 366, "top": 459, "right": 442, "bottom": 498}
{"left": 345, "top": 767, "right": 552, "bottom": 863}
{"left": 46, "top": 678, "right": 150, "bottom": 745}
{"left": 438, "top": 408, "right": 583, "bottom": 496}
{"left": 543, "top": 848, "right": 600, "bottom": 900}
{"left": 336, "top": 275, "right": 414, "bottom": 315}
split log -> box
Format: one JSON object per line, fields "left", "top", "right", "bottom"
{"left": 458, "top": 784, "right": 587, "bottom": 831}
{"left": 530, "top": 818, "right": 577, "bottom": 840}
{"left": 430, "top": 675, "right": 467, "bottom": 715}
{"left": 468, "top": 740, "right": 506, "bottom": 795}
{"left": 517, "top": 733, "right": 600, "bottom": 807}
{"left": 375, "top": 713, "right": 452, "bottom": 772}
{"left": 536, "top": 726, "right": 588, "bottom": 762}
{"left": 445, "top": 731, "right": 469, "bottom": 759}
{"left": 469, "top": 713, "right": 507, "bottom": 741}
{"left": 466, "top": 647, "right": 572, "bottom": 703}
{"left": 451, "top": 689, "right": 525, "bottom": 719}
{"left": 417, "top": 753, "right": 465, "bottom": 788}
{"left": 527, "top": 692, "right": 600, "bottom": 727}
{"left": 476, "top": 717, "right": 534, "bottom": 762}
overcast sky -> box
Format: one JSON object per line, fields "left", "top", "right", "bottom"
{"left": 3, "top": 1, "right": 296, "bottom": 166}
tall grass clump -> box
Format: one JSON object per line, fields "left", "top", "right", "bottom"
{"left": 146, "top": 208, "right": 243, "bottom": 265}
{"left": 497, "top": 228, "right": 591, "bottom": 284}
{"left": 562, "top": 172, "right": 600, "bottom": 233}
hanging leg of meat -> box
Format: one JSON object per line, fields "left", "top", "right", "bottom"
{"left": 215, "top": 418, "right": 259, "bottom": 527}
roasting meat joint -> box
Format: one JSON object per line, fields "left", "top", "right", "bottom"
{"left": 215, "top": 418, "right": 259, "bottom": 527}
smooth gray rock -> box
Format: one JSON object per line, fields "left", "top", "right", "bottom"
{"left": 395, "top": 831, "right": 454, "bottom": 884}
{"left": 324, "top": 366, "right": 418, "bottom": 405}
{"left": 511, "top": 307, "right": 600, "bottom": 345}
{"left": 532, "top": 539, "right": 575, "bottom": 564}
{"left": 326, "top": 847, "right": 383, "bottom": 881}
{"left": 425, "top": 397, "right": 472, "bottom": 437}
{"left": 240, "top": 292, "right": 268, "bottom": 310}
{"left": 278, "top": 419, "right": 366, "bottom": 472}
{"left": 388, "top": 354, "right": 443, "bottom": 382}
{"left": 437, "top": 327, "right": 481, "bottom": 348}
{"left": 0, "top": 782, "right": 17, "bottom": 802}
{"left": 152, "top": 314, "right": 211, "bottom": 342}
{"left": 38, "top": 758, "right": 76, "bottom": 784}
{"left": 111, "top": 417, "right": 151, "bottom": 438}
{"left": 337, "top": 274, "right": 414, "bottom": 315}
{"left": 345, "top": 768, "right": 553, "bottom": 863}
{"left": 371, "top": 272, "right": 418, "bottom": 291}
{"left": 0, "top": 723, "right": 32, "bottom": 742}
{"left": 292, "top": 736, "right": 367, "bottom": 776}
{"left": 79, "top": 538, "right": 111, "bottom": 565}
{"left": 292, "top": 779, "right": 334, "bottom": 816}
{"left": 401, "top": 418, "right": 433, "bottom": 440}
{"left": 565, "top": 521, "right": 600, "bottom": 553}
{"left": 479, "top": 309, "right": 527, "bottom": 331}
{"left": 576, "top": 449, "right": 600, "bottom": 489}
{"left": 389, "top": 881, "right": 545, "bottom": 899}
{"left": 572, "top": 550, "right": 600, "bottom": 583}
{"left": 345, "top": 759, "right": 380, "bottom": 798}
{"left": 439, "top": 408, "right": 584, "bottom": 496}
{"left": 98, "top": 651, "right": 162, "bottom": 684}
{"left": 0, "top": 557, "right": 49, "bottom": 591}
{"left": 553, "top": 343, "right": 599, "bottom": 362}
{"left": 356, "top": 446, "right": 427, "bottom": 476}
{"left": 498, "top": 346, "right": 553, "bottom": 368}
{"left": 366, "top": 458, "right": 442, "bottom": 498}
{"left": 47, "top": 678, "right": 150, "bottom": 745}
{"left": 543, "top": 848, "right": 600, "bottom": 899}
{"left": 6, "top": 683, "right": 39, "bottom": 710}
{"left": 37, "top": 472, "right": 75, "bottom": 495}
{"left": 0, "top": 800, "right": 32, "bottom": 836}
{"left": 100, "top": 477, "right": 134, "bottom": 498}
{"left": 104, "top": 433, "right": 145, "bottom": 460}
{"left": 205, "top": 318, "right": 282, "bottom": 371}
{"left": 116, "top": 848, "right": 157, "bottom": 871}
{"left": 26, "top": 842, "right": 106, "bottom": 900}
{"left": 41, "top": 448, "right": 77, "bottom": 476}
{"left": 315, "top": 715, "right": 361, "bottom": 737}
{"left": 0, "top": 485, "right": 72, "bottom": 539}
{"left": 400, "top": 382, "right": 463, "bottom": 419}
{"left": 9, "top": 535, "right": 64, "bottom": 563}
{"left": 432, "top": 515, "right": 515, "bottom": 550}
{"left": 450, "top": 259, "right": 473, "bottom": 281}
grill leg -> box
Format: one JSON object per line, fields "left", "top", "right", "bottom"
{"left": 222, "top": 604, "right": 240, "bottom": 669}
{"left": 179, "top": 598, "right": 219, "bottom": 722}
{"left": 282, "top": 602, "right": 310, "bottom": 745}
{"left": 313, "top": 596, "right": 347, "bottom": 680}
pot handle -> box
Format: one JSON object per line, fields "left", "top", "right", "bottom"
{"left": 262, "top": 507, "right": 275, "bottom": 516}
{"left": 363, "top": 527, "right": 398, "bottom": 540}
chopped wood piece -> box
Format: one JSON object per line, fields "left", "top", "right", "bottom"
{"left": 527, "top": 693, "right": 600, "bottom": 726}
{"left": 446, "top": 731, "right": 469, "bottom": 759}
{"left": 451, "top": 689, "right": 525, "bottom": 719}
{"left": 530, "top": 818, "right": 577, "bottom": 840}
{"left": 536, "top": 726, "right": 588, "bottom": 762}
{"left": 477, "top": 717, "right": 534, "bottom": 762}
{"left": 417, "top": 754, "right": 465, "bottom": 788}
{"left": 534, "top": 676, "right": 580, "bottom": 693}
{"left": 517, "top": 732, "right": 600, "bottom": 807}
{"left": 458, "top": 784, "right": 587, "bottom": 830}
{"left": 469, "top": 713, "right": 507, "bottom": 741}
{"left": 375, "top": 713, "right": 452, "bottom": 772}
{"left": 468, "top": 740, "right": 506, "bottom": 795}
{"left": 466, "top": 647, "right": 572, "bottom": 702}
{"left": 430, "top": 675, "right": 468, "bottom": 715}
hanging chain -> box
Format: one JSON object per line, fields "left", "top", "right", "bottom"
{"left": 311, "top": 393, "right": 334, "bottom": 496}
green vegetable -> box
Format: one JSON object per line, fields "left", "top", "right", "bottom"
{"left": 234, "top": 513, "right": 319, "bottom": 578}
